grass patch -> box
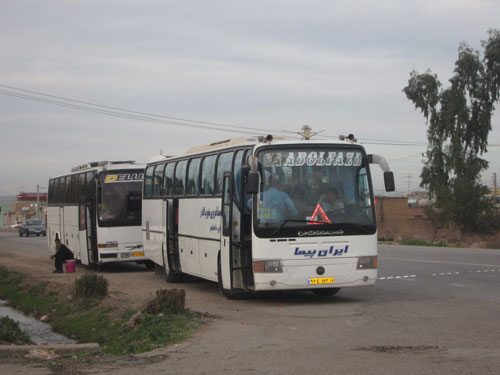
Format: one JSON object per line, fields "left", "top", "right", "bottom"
{"left": 0, "top": 316, "right": 33, "bottom": 345}
{"left": 0, "top": 267, "right": 200, "bottom": 355}
{"left": 401, "top": 239, "right": 449, "bottom": 247}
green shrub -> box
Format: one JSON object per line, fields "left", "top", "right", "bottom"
{"left": 73, "top": 273, "right": 108, "bottom": 298}
{"left": 0, "top": 316, "right": 33, "bottom": 345}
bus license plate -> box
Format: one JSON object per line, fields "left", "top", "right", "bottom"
{"left": 308, "top": 277, "right": 335, "bottom": 285}
{"left": 132, "top": 252, "right": 144, "bottom": 257}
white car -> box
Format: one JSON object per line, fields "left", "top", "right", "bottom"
{"left": 10, "top": 222, "right": 21, "bottom": 229}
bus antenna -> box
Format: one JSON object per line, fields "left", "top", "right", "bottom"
{"left": 297, "top": 125, "right": 322, "bottom": 140}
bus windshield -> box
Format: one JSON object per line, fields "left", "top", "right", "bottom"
{"left": 254, "top": 146, "right": 375, "bottom": 237}
{"left": 98, "top": 170, "right": 143, "bottom": 227}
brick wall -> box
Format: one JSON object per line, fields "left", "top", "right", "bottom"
{"left": 375, "top": 196, "right": 500, "bottom": 248}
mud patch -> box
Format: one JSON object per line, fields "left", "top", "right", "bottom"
{"left": 356, "top": 345, "right": 443, "bottom": 354}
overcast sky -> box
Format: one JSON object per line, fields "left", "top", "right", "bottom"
{"left": 1, "top": 0, "right": 499, "bottom": 196}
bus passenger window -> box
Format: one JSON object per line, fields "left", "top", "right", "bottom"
{"left": 215, "top": 152, "right": 234, "bottom": 195}
{"left": 163, "top": 163, "right": 175, "bottom": 197}
{"left": 174, "top": 160, "right": 187, "bottom": 195}
{"left": 144, "top": 166, "right": 154, "bottom": 198}
{"left": 201, "top": 155, "right": 216, "bottom": 195}
{"left": 186, "top": 158, "right": 201, "bottom": 196}
{"left": 233, "top": 150, "right": 244, "bottom": 205}
{"left": 153, "top": 164, "right": 164, "bottom": 197}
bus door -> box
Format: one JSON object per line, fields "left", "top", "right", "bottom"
{"left": 220, "top": 173, "right": 233, "bottom": 290}
{"left": 166, "top": 198, "right": 181, "bottom": 272}
{"left": 78, "top": 197, "right": 89, "bottom": 265}
{"left": 78, "top": 196, "right": 97, "bottom": 266}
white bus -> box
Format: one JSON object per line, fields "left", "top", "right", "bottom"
{"left": 142, "top": 132, "right": 395, "bottom": 298}
{"left": 47, "top": 161, "right": 151, "bottom": 268}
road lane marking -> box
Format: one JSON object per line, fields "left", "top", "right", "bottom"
{"left": 378, "top": 268, "right": 500, "bottom": 280}
{"left": 448, "top": 284, "right": 478, "bottom": 288}
{"left": 379, "top": 257, "right": 500, "bottom": 268}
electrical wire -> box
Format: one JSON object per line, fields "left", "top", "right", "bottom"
{"left": 2, "top": 83, "right": 498, "bottom": 148}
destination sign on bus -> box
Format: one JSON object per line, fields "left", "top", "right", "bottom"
{"left": 262, "top": 151, "right": 363, "bottom": 167}
{"left": 104, "top": 173, "right": 144, "bottom": 183}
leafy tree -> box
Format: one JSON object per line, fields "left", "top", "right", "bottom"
{"left": 403, "top": 30, "right": 500, "bottom": 235}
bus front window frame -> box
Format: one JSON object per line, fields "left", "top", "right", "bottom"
{"left": 252, "top": 145, "right": 377, "bottom": 238}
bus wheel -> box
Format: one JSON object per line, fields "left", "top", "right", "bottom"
{"left": 162, "top": 247, "right": 182, "bottom": 283}
{"left": 217, "top": 255, "right": 247, "bottom": 300}
{"left": 312, "top": 288, "right": 341, "bottom": 297}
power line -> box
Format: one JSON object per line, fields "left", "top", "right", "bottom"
{"left": 0, "top": 84, "right": 289, "bottom": 136}
{"left": 3, "top": 83, "right": 497, "bottom": 148}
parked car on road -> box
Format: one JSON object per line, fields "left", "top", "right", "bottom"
{"left": 10, "top": 221, "right": 22, "bottom": 229}
{"left": 19, "top": 219, "right": 46, "bottom": 237}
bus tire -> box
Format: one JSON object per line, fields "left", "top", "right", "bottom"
{"left": 311, "top": 288, "right": 341, "bottom": 297}
{"left": 217, "top": 255, "right": 248, "bottom": 300}
{"left": 162, "top": 246, "right": 182, "bottom": 283}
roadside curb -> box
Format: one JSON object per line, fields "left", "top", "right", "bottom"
{"left": 0, "top": 343, "right": 100, "bottom": 356}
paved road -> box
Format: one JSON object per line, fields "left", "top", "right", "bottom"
{"left": 1, "top": 231, "right": 500, "bottom": 374}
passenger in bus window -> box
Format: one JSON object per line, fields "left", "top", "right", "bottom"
{"left": 258, "top": 177, "right": 298, "bottom": 222}
{"left": 319, "top": 187, "right": 344, "bottom": 214}
{"left": 50, "top": 238, "right": 74, "bottom": 273}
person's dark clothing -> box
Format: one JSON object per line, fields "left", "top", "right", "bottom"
{"left": 54, "top": 244, "right": 74, "bottom": 272}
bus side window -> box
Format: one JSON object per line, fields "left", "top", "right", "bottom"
{"left": 48, "top": 179, "right": 55, "bottom": 204}
{"left": 55, "top": 178, "right": 62, "bottom": 204}
{"left": 233, "top": 149, "right": 245, "bottom": 205}
{"left": 78, "top": 172, "right": 86, "bottom": 199}
{"left": 144, "top": 165, "right": 154, "bottom": 198}
{"left": 174, "top": 160, "right": 187, "bottom": 196}
{"left": 186, "top": 158, "right": 201, "bottom": 196}
{"left": 153, "top": 163, "right": 164, "bottom": 197}
{"left": 163, "top": 163, "right": 175, "bottom": 197}
{"left": 86, "top": 171, "right": 95, "bottom": 196}
{"left": 215, "top": 152, "right": 234, "bottom": 195}
{"left": 200, "top": 155, "right": 216, "bottom": 195}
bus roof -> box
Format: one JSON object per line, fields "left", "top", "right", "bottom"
{"left": 146, "top": 134, "right": 364, "bottom": 165}
{"left": 70, "top": 160, "right": 138, "bottom": 173}
{"left": 185, "top": 136, "right": 287, "bottom": 155}
{"left": 49, "top": 161, "right": 144, "bottom": 180}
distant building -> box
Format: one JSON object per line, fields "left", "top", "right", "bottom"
{"left": 3, "top": 192, "right": 47, "bottom": 228}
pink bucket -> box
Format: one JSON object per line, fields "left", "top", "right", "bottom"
{"left": 65, "top": 260, "right": 76, "bottom": 273}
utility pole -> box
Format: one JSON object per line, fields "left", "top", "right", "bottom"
{"left": 493, "top": 173, "right": 498, "bottom": 199}
{"left": 403, "top": 174, "right": 412, "bottom": 195}
{"left": 36, "top": 184, "right": 40, "bottom": 220}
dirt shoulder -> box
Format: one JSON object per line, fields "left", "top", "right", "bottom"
{"left": 0, "top": 230, "right": 217, "bottom": 374}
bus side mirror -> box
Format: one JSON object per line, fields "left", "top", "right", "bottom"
{"left": 384, "top": 172, "right": 395, "bottom": 192}
{"left": 246, "top": 172, "right": 259, "bottom": 194}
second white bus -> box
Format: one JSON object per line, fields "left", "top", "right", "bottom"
{"left": 47, "top": 161, "right": 151, "bottom": 268}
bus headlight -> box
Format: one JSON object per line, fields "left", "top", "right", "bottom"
{"left": 357, "top": 256, "right": 378, "bottom": 269}
{"left": 253, "top": 260, "right": 283, "bottom": 273}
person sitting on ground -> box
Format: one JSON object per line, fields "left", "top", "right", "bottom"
{"left": 50, "top": 238, "right": 74, "bottom": 273}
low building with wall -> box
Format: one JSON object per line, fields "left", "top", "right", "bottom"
{"left": 376, "top": 196, "right": 500, "bottom": 248}
{"left": 2, "top": 192, "right": 47, "bottom": 228}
